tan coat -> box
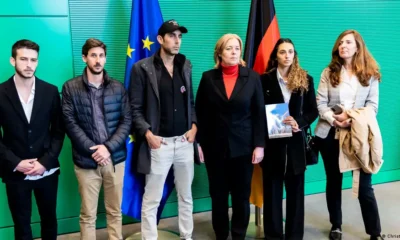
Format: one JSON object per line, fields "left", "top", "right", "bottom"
{"left": 336, "top": 107, "right": 383, "bottom": 197}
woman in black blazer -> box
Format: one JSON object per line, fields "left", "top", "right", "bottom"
{"left": 195, "top": 33, "right": 265, "bottom": 240}
{"left": 261, "top": 38, "right": 318, "bottom": 240}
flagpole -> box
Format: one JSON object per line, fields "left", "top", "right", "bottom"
{"left": 244, "top": 0, "right": 280, "bottom": 238}
{"left": 245, "top": 206, "right": 264, "bottom": 239}
{"left": 255, "top": 206, "right": 262, "bottom": 227}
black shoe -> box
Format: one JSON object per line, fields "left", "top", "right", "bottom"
{"left": 329, "top": 229, "right": 342, "bottom": 240}
{"left": 370, "top": 235, "right": 384, "bottom": 240}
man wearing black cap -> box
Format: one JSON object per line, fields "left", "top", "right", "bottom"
{"left": 129, "top": 20, "right": 199, "bottom": 240}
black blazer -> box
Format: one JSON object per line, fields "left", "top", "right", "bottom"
{"left": 195, "top": 66, "right": 265, "bottom": 160}
{"left": 0, "top": 77, "right": 65, "bottom": 182}
{"left": 261, "top": 69, "right": 318, "bottom": 175}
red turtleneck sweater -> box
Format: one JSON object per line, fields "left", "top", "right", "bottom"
{"left": 221, "top": 64, "right": 239, "bottom": 99}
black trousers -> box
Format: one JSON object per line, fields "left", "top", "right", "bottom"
{"left": 263, "top": 166, "right": 305, "bottom": 240}
{"left": 319, "top": 127, "right": 381, "bottom": 236}
{"left": 5, "top": 173, "right": 59, "bottom": 240}
{"left": 205, "top": 154, "right": 254, "bottom": 240}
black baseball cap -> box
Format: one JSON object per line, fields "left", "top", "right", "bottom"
{"left": 157, "top": 19, "right": 188, "bottom": 36}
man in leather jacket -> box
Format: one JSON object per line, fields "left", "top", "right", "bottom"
{"left": 129, "top": 20, "right": 199, "bottom": 240}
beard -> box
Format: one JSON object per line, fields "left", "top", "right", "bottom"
{"left": 87, "top": 64, "right": 103, "bottom": 75}
{"left": 15, "top": 66, "right": 35, "bottom": 79}
{"left": 161, "top": 46, "right": 178, "bottom": 56}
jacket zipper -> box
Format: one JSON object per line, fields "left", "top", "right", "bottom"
{"left": 88, "top": 90, "right": 100, "bottom": 170}
{"left": 102, "top": 86, "right": 115, "bottom": 172}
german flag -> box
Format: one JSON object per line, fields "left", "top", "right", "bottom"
{"left": 244, "top": 0, "right": 280, "bottom": 208}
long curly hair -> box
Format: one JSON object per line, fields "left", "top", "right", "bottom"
{"left": 266, "top": 38, "right": 308, "bottom": 93}
{"left": 328, "top": 29, "right": 381, "bottom": 87}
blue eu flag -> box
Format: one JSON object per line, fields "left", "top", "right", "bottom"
{"left": 122, "top": 0, "right": 174, "bottom": 222}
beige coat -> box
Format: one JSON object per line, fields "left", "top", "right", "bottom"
{"left": 336, "top": 107, "right": 383, "bottom": 197}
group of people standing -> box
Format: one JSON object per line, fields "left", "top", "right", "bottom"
{"left": 195, "top": 29, "right": 382, "bottom": 240}
{"left": 0, "top": 18, "right": 383, "bottom": 240}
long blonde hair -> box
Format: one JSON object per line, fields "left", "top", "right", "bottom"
{"left": 213, "top": 33, "right": 246, "bottom": 68}
{"left": 266, "top": 38, "right": 309, "bottom": 93}
{"left": 328, "top": 29, "right": 381, "bottom": 87}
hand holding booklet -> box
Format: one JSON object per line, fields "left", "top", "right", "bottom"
{"left": 265, "top": 103, "right": 292, "bottom": 139}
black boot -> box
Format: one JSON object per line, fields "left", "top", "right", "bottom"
{"left": 329, "top": 228, "right": 342, "bottom": 240}
{"left": 370, "top": 235, "right": 384, "bottom": 240}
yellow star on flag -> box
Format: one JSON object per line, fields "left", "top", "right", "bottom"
{"left": 142, "top": 36, "right": 154, "bottom": 51}
{"left": 129, "top": 134, "right": 135, "bottom": 143}
{"left": 127, "top": 44, "right": 135, "bottom": 58}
